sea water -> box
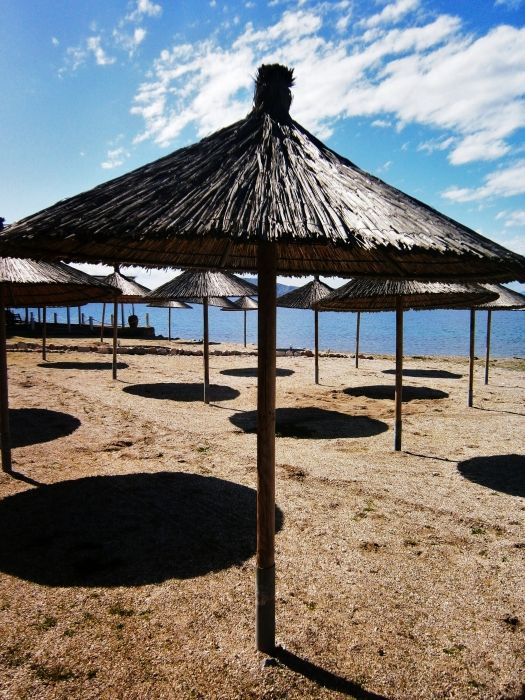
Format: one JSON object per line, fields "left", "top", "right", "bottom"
{"left": 35, "top": 303, "right": 524, "bottom": 358}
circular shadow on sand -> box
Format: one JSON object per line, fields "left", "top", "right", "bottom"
{"left": 457, "top": 454, "right": 525, "bottom": 497}
{"left": 0, "top": 472, "right": 283, "bottom": 587}
{"left": 220, "top": 367, "right": 294, "bottom": 378}
{"left": 38, "top": 361, "right": 129, "bottom": 371}
{"left": 230, "top": 407, "right": 388, "bottom": 439}
{"left": 344, "top": 385, "right": 448, "bottom": 401}
{"left": 382, "top": 368, "right": 462, "bottom": 379}
{"left": 123, "top": 382, "right": 240, "bottom": 402}
{"left": 10, "top": 408, "right": 81, "bottom": 448}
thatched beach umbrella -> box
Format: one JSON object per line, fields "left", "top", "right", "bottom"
{"left": 147, "top": 299, "right": 192, "bottom": 341}
{"left": 2, "top": 64, "right": 525, "bottom": 653}
{"left": 100, "top": 267, "right": 150, "bottom": 379}
{"left": 220, "top": 296, "right": 258, "bottom": 347}
{"left": 145, "top": 270, "right": 256, "bottom": 403}
{"left": 475, "top": 284, "right": 525, "bottom": 385}
{"left": 317, "top": 280, "right": 497, "bottom": 451}
{"left": 277, "top": 277, "right": 332, "bottom": 384}
{"left": 0, "top": 257, "right": 119, "bottom": 472}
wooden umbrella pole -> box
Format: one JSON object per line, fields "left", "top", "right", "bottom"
{"left": 244, "top": 309, "right": 247, "bottom": 348}
{"left": 66, "top": 306, "right": 71, "bottom": 333}
{"left": 203, "top": 297, "right": 210, "bottom": 404}
{"left": 121, "top": 303, "right": 125, "bottom": 329}
{"left": 468, "top": 309, "right": 475, "bottom": 407}
{"left": 100, "top": 303, "right": 106, "bottom": 342}
{"left": 355, "top": 311, "right": 361, "bottom": 369}
{"left": 484, "top": 309, "right": 492, "bottom": 385}
{"left": 256, "top": 241, "right": 277, "bottom": 653}
{"left": 78, "top": 306, "right": 81, "bottom": 325}
{"left": 394, "top": 297, "right": 403, "bottom": 452}
{"left": 0, "top": 304, "right": 12, "bottom": 472}
{"left": 112, "top": 301, "right": 118, "bottom": 380}
{"left": 42, "top": 306, "right": 47, "bottom": 362}
{"left": 168, "top": 307, "right": 172, "bottom": 341}
{"left": 314, "top": 309, "right": 319, "bottom": 384}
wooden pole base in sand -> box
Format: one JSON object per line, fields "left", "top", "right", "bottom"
{"left": 484, "top": 309, "right": 492, "bottom": 385}
{"left": 112, "top": 301, "right": 118, "bottom": 380}
{"left": 468, "top": 309, "right": 475, "bottom": 407}
{"left": 314, "top": 309, "right": 319, "bottom": 385}
{"left": 0, "top": 304, "right": 12, "bottom": 472}
{"left": 203, "top": 297, "right": 210, "bottom": 404}
{"left": 395, "top": 297, "right": 403, "bottom": 452}
{"left": 355, "top": 311, "right": 361, "bottom": 369}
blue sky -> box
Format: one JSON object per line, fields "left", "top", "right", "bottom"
{"left": 1, "top": 0, "right": 524, "bottom": 289}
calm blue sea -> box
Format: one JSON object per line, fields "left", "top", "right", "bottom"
{"left": 32, "top": 303, "right": 525, "bottom": 358}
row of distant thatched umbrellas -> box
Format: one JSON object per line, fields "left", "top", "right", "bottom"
{"left": 1, "top": 62, "right": 525, "bottom": 652}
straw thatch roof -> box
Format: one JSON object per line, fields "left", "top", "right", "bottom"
{"left": 0, "top": 257, "right": 119, "bottom": 307}
{"left": 2, "top": 65, "right": 525, "bottom": 282}
{"left": 277, "top": 278, "right": 333, "bottom": 309}
{"left": 147, "top": 300, "right": 192, "bottom": 309}
{"left": 145, "top": 270, "right": 257, "bottom": 302}
{"left": 316, "top": 279, "right": 498, "bottom": 312}
{"left": 226, "top": 296, "right": 258, "bottom": 311}
{"left": 102, "top": 270, "right": 150, "bottom": 302}
{"left": 475, "top": 284, "right": 525, "bottom": 310}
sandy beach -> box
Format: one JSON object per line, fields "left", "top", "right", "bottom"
{"left": 0, "top": 338, "right": 523, "bottom": 699}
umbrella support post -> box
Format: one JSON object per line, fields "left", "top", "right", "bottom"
{"left": 42, "top": 307, "right": 47, "bottom": 362}
{"left": 100, "top": 303, "right": 106, "bottom": 343}
{"left": 314, "top": 309, "right": 319, "bottom": 384}
{"left": 112, "top": 302, "right": 118, "bottom": 380}
{"left": 394, "top": 299, "right": 403, "bottom": 452}
{"left": 121, "top": 303, "right": 125, "bottom": 329}
{"left": 355, "top": 312, "right": 360, "bottom": 369}
{"left": 256, "top": 241, "right": 277, "bottom": 653}
{"left": 484, "top": 309, "right": 492, "bottom": 385}
{"left": 244, "top": 310, "right": 247, "bottom": 348}
{"left": 468, "top": 309, "right": 475, "bottom": 407}
{"left": 168, "top": 307, "right": 172, "bottom": 342}
{"left": 0, "top": 305, "right": 12, "bottom": 472}
{"left": 203, "top": 298, "right": 209, "bottom": 404}
{"left": 66, "top": 307, "right": 71, "bottom": 334}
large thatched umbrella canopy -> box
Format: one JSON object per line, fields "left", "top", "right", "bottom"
{"left": 220, "top": 296, "right": 258, "bottom": 348}
{"left": 2, "top": 63, "right": 525, "bottom": 655}
{"left": 317, "top": 279, "right": 497, "bottom": 451}
{"left": 99, "top": 268, "right": 151, "bottom": 379}
{"left": 473, "top": 284, "right": 525, "bottom": 385}
{"left": 0, "top": 257, "right": 119, "bottom": 473}
{"left": 145, "top": 270, "right": 256, "bottom": 403}
{"left": 277, "top": 278, "right": 333, "bottom": 384}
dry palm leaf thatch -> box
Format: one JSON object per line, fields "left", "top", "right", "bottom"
{"left": 184, "top": 296, "right": 239, "bottom": 308}
{"left": 316, "top": 279, "right": 498, "bottom": 312}
{"left": 2, "top": 65, "right": 524, "bottom": 281}
{"left": 0, "top": 257, "right": 120, "bottom": 307}
{"left": 277, "top": 278, "right": 333, "bottom": 309}
{"left": 221, "top": 296, "right": 258, "bottom": 311}
{"left": 101, "top": 269, "right": 150, "bottom": 302}
{"left": 147, "top": 300, "right": 192, "bottom": 309}
{"left": 475, "top": 283, "right": 525, "bottom": 309}
{"left": 145, "top": 270, "right": 257, "bottom": 302}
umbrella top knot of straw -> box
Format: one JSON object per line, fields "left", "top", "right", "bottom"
{"left": 253, "top": 64, "right": 294, "bottom": 122}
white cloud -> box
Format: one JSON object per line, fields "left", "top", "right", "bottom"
{"left": 129, "top": 4, "right": 525, "bottom": 171}
{"left": 126, "top": 0, "right": 162, "bottom": 22}
{"left": 101, "top": 146, "right": 130, "bottom": 169}
{"left": 87, "top": 36, "right": 116, "bottom": 65}
{"left": 362, "top": 0, "right": 420, "bottom": 28}
{"left": 51, "top": 37, "right": 59, "bottom": 47}
{"left": 442, "top": 160, "right": 525, "bottom": 202}
{"left": 497, "top": 210, "right": 525, "bottom": 227}
{"left": 495, "top": 0, "right": 523, "bottom": 8}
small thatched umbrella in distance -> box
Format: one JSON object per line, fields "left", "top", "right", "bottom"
{"left": 0, "top": 257, "right": 119, "bottom": 472}
{"left": 3, "top": 64, "right": 525, "bottom": 653}
{"left": 101, "top": 267, "right": 151, "bottom": 379}
{"left": 145, "top": 270, "right": 257, "bottom": 403}
{"left": 474, "top": 284, "right": 525, "bottom": 385}
{"left": 317, "top": 280, "right": 497, "bottom": 451}
{"left": 147, "top": 299, "right": 192, "bottom": 341}
{"left": 277, "top": 277, "right": 332, "bottom": 383}
{"left": 220, "top": 296, "right": 258, "bottom": 347}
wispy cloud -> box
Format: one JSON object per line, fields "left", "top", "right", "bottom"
{"left": 87, "top": 36, "right": 116, "bottom": 66}
{"left": 101, "top": 146, "right": 130, "bottom": 170}
{"left": 126, "top": 0, "right": 162, "bottom": 22}
{"left": 495, "top": 0, "right": 523, "bottom": 8}
{"left": 442, "top": 161, "right": 525, "bottom": 202}
{"left": 130, "top": 3, "right": 525, "bottom": 170}
{"left": 496, "top": 210, "right": 525, "bottom": 227}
